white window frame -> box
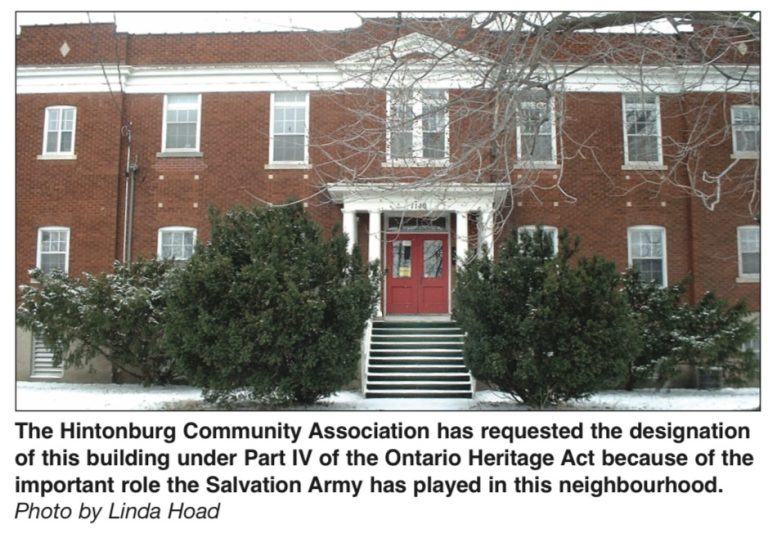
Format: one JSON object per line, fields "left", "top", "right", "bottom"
{"left": 161, "top": 94, "right": 202, "bottom": 153}
{"left": 516, "top": 97, "right": 557, "bottom": 165}
{"left": 518, "top": 225, "right": 558, "bottom": 255}
{"left": 41, "top": 106, "right": 77, "bottom": 158}
{"left": 385, "top": 89, "right": 449, "bottom": 167}
{"left": 737, "top": 225, "right": 759, "bottom": 281}
{"left": 157, "top": 226, "right": 197, "bottom": 261}
{"left": 622, "top": 94, "right": 665, "bottom": 168}
{"left": 268, "top": 92, "right": 310, "bottom": 167}
{"left": 36, "top": 226, "right": 70, "bottom": 274}
{"left": 731, "top": 105, "right": 760, "bottom": 159}
{"left": 627, "top": 225, "right": 667, "bottom": 287}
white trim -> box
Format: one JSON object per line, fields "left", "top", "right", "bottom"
{"left": 518, "top": 225, "right": 559, "bottom": 255}
{"left": 41, "top": 105, "right": 76, "bottom": 157}
{"left": 16, "top": 64, "right": 759, "bottom": 95}
{"left": 36, "top": 226, "right": 70, "bottom": 274}
{"left": 737, "top": 225, "right": 760, "bottom": 281}
{"left": 157, "top": 226, "right": 197, "bottom": 261}
{"left": 327, "top": 183, "right": 507, "bottom": 215}
{"left": 622, "top": 93, "right": 664, "bottom": 167}
{"left": 730, "top": 105, "right": 760, "bottom": 158}
{"left": 269, "top": 91, "right": 310, "bottom": 165}
{"left": 627, "top": 225, "right": 667, "bottom": 287}
{"left": 161, "top": 93, "right": 202, "bottom": 154}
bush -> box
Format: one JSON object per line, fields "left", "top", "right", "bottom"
{"left": 623, "top": 272, "right": 758, "bottom": 388}
{"left": 453, "top": 228, "right": 639, "bottom": 407}
{"left": 163, "top": 204, "right": 378, "bottom": 405}
{"left": 17, "top": 259, "right": 176, "bottom": 384}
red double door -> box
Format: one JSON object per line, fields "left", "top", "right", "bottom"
{"left": 386, "top": 233, "right": 449, "bottom": 314}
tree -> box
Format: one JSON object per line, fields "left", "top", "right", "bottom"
{"left": 622, "top": 271, "right": 689, "bottom": 389}
{"left": 623, "top": 270, "right": 758, "bottom": 388}
{"left": 453, "top": 228, "right": 640, "bottom": 407}
{"left": 163, "top": 204, "right": 378, "bottom": 405}
{"left": 289, "top": 12, "right": 760, "bottom": 225}
{"left": 17, "top": 259, "right": 176, "bottom": 384}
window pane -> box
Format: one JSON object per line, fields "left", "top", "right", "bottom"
{"left": 46, "top": 132, "right": 59, "bottom": 153}
{"left": 422, "top": 132, "right": 445, "bottom": 159}
{"left": 168, "top": 94, "right": 198, "bottom": 106}
{"left": 166, "top": 124, "right": 197, "bottom": 149}
{"left": 40, "top": 253, "right": 66, "bottom": 273}
{"left": 742, "top": 253, "right": 760, "bottom": 275}
{"left": 628, "top": 136, "right": 659, "bottom": 162}
{"left": 735, "top": 130, "right": 759, "bottom": 152}
{"left": 391, "top": 132, "right": 413, "bottom": 159}
{"left": 423, "top": 240, "right": 444, "bottom": 278}
{"left": 633, "top": 258, "right": 663, "bottom": 284}
{"left": 273, "top": 135, "right": 305, "bottom": 162}
{"left": 392, "top": 240, "right": 412, "bottom": 278}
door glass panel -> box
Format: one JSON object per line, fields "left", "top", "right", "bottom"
{"left": 392, "top": 240, "right": 412, "bottom": 278}
{"left": 423, "top": 240, "right": 443, "bottom": 278}
{"left": 387, "top": 216, "right": 447, "bottom": 232}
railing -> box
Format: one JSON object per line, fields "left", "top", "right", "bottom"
{"left": 360, "top": 318, "right": 373, "bottom": 397}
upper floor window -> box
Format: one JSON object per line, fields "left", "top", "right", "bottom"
{"left": 517, "top": 96, "right": 556, "bottom": 163}
{"left": 623, "top": 94, "right": 662, "bottom": 165}
{"left": 627, "top": 226, "right": 666, "bottom": 286}
{"left": 737, "top": 225, "right": 759, "bottom": 280}
{"left": 518, "top": 225, "right": 558, "bottom": 255}
{"left": 270, "top": 92, "right": 309, "bottom": 164}
{"left": 731, "top": 105, "right": 759, "bottom": 157}
{"left": 43, "top": 106, "right": 76, "bottom": 156}
{"left": 387, "top": 89, "right": 448, "bottom": 165}
{"left": 158, "top": 227, "right": 196, "bottom": 262}
{"left": 162, "top": 94, "right": 201, "bottom": 152}
{"left": 37, "top": 227, "right": 70, "bottom": 274}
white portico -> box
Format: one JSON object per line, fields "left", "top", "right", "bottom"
{"left": 328, "top": 183, "right": 508, "bottom": 316}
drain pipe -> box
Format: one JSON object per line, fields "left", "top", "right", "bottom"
{"left": 122, "top": 124, "right": 137, "bottom": 264}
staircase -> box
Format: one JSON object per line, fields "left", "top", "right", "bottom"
{"left": 365, "top": 320, "right": 473, "bottom": 399}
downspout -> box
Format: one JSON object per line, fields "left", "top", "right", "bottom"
{"left": 122, "top": 124, "right": 137, "bottom": 264}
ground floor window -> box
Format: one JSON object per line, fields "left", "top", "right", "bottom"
{"left": 628, "top": 226, "right": 667, "bottom": 286}
{"left": 158, "top": 227, "right": 196, "bottom": 261}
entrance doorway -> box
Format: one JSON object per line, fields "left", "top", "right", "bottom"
{"left": 385, "top": 233, "right": 449, "bottom": 314}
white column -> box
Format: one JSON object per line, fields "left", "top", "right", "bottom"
{"left": 479, "top": 209, "right": 494, "bottom": 259}
{"left": 368, "top": 209, "right": 382, "bottom": 266}
{"left": 455, "top": 210, "right": 469, "bottom": 266}
{"left": 341, "top": 208, "right": 357, "bottom": 256}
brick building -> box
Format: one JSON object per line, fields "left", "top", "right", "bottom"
{"left": 15, "top": 19, "right": 759, "bottom": 394}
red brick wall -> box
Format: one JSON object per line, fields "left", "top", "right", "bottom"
{"left": 16, "top": 94, "right": 122, "bottom": 289}
{"left": 16, "top": 24, "right": 759, "bottom": 314}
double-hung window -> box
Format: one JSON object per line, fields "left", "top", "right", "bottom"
{"left": 731, "top": 105, "right": 759, "bottom": 158}
{"left": 518, "top": 225, "right": 558, "bottom": 255}
{"left": 627, "top": 226, "right": 666, "bottom": 286}
{"left": 162, "top": 94, "right": 201, "bottom": 153}
{"left": 623, "top": 94, "right": 663, "bottom": 166}
{"left": 388, "top": 89, "right": 448, "bottom": 164}
{"left": 42, "top": 106, "right": 76, "bottom": 157}
{"left": 158, "top": 227, "right": 196, "bottom": 261}
{"left": 737, "top": 225, "right": 759, "bottom": 280}
{"left": 517, "top": 96, "right": 556, "bottom": 164}
{"left": 270, "top": 92, "right": 309, "bottom": 165}
{"left": 37, "top": 227, "right": 70, "bottom": 274}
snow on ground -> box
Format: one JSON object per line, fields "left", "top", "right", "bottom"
{"left": 15, "top": 381, "right": 760, "bottom": 410}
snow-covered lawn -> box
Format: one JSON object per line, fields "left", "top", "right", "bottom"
{"left": 15, "top": 381, "right": 760, "bottom": 410}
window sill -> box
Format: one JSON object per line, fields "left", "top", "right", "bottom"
{"left": 731, "top": 152, "right": 759, "bottom": 160}
{"left": 156, "top": 151, "right": 204, "bottom": 158}
{"left": 382, "top": 159, "right": 450, "bottom": 168}
{"left": 513, "top": 162, "right": 560, "bottom": 170}
{"left": 736, "top": 276, "right": 759, "bottom": 284}
{"left": 37, "top": 154, "right": 76, "bottom": 160}
{"left": 621, "top": 163, "right": 668, "bottom": 171}
{"left": 264, "top": 163, "right": 312, "bottom": 170}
